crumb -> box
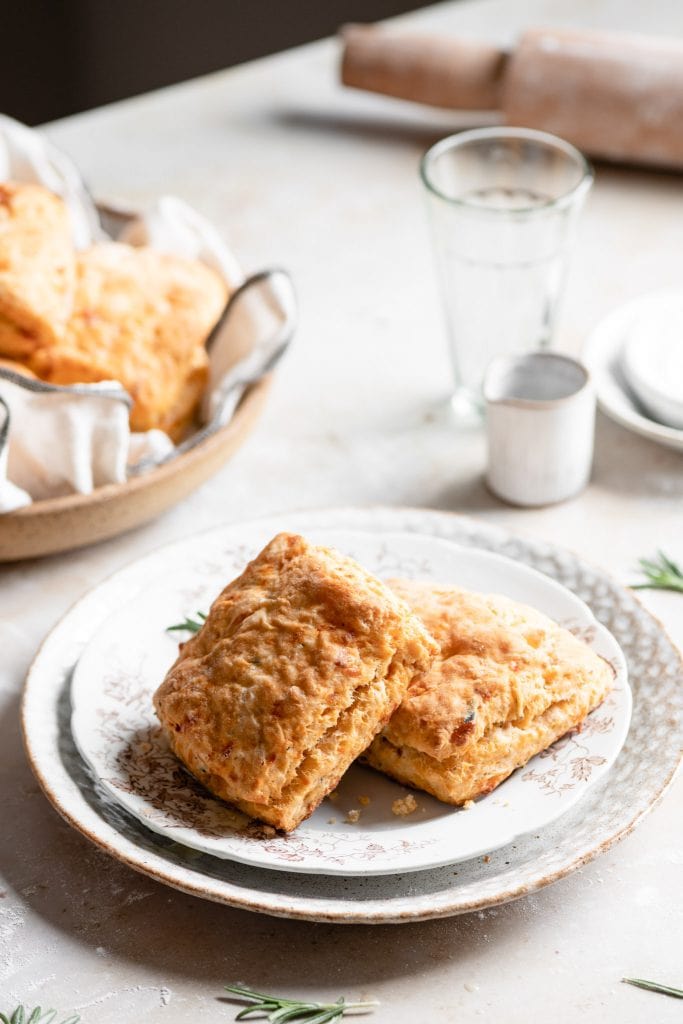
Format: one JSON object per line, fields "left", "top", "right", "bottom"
{"left": 358, "top": 795, "right": 371, "bottom": 807}
{"left": 327, "top": 817, "right": 337, "bottom": 825}
{"left": 462, "top": 799, "right": 475, "bottom": 810}
{"left": 345, "top": 809, "right": 361, "bottom": 824}
{"left": 482, "top": 855, "right": 491, "bottom": 864}
{"left": 248, "top": 823, "right": 277, "bottom": 839}
{"left": 392, "top": 793, "right": 418, "bottom": 816}
{"left": 328, "top": 791, "right": 339, "bottom": 803}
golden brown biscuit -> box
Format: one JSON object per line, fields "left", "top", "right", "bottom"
{"left": 363, "top": 581, "right": 614, "bottom": 805}
{"left": 0, "top": 182, "right": 74, "bottom": 359}
{"left": 154, "top": 533, "right": 438, "bottom": 831}
{"left": 0, "top": 357, "right": 36, "bottom": 378}
{"left": 29, "top": 242, "right": 227, "bottom": 440}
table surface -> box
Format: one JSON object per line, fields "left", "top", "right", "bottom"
{"left": 2, "top": 1, "right": 683, "bottom": 1020}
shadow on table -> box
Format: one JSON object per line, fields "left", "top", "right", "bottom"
{"left": 1, "top": 685, "right": 577, "bottom": 998}
{"left": 272, "top": 107, "right": 487, "bottom": 149}
{"left": 592, "top": 411, "right": 683, "bottom": 498}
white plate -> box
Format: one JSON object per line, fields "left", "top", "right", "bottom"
{"left": 584, "top": 288, "right": 683, "bottom": 451}
{"left": 21, "top": 508, "right": 682, "bottom": 922}
{"left": 69, "top": 526, "right": 630, "bottom": 877}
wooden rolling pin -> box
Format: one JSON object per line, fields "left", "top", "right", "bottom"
{"left": 341, "top": 24, "right": 683, "bottom": 170}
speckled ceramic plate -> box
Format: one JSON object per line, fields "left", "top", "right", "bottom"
{"left": 22, "top": 508, "right": 683, "bottom": 922}
{"left": 68, "top": 528, "right": 630, "bottom": 876}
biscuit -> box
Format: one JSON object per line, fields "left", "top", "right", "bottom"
{"left": 153, "top": 533, "right": 438, "bottom": 831}
{"left": 364, "top": 581, "right": 614, "bottom": 805}
{"left": 0, "top": 182, "right": 74, "bottom": 359}
{"left": 0, "top": 357, "right": 36, "bottom": 378}
{"left": 29, "top": 242, "right": 227, "bottom": 440}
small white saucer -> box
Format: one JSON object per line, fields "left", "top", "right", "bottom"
{"left": 584, "top": 289, "right": 683, "bottom": 452}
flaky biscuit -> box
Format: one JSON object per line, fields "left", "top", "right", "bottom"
{"left": 154, "top": 533, "right": 438, "bottom": 831}
{"left": 0, "top": 182, "right": 74, "bottom": 358}
{"left": 364, "top": 581, "right": 614, "bottom": 805}
{"left": 29, "top": 242, "right": 227, "bottom": 439}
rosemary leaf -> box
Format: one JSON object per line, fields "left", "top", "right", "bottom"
{"left": 166, "top": 611, "right": 207, "bottom": 634}
{"left": 622, "top": 977, "right": 683, "bottom": 998}
{"left": 631, "top": 551, "right": 683, "bottom": 593}
{"left": 225, "top": 984, "right": 378, "bottom": 1022}
{"left": 0, "top": 1010, "right": 79, "bottom": 1024}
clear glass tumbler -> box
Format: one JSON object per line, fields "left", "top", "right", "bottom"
{"left": 420, "top": 127, "right": 593, "bottom": 423}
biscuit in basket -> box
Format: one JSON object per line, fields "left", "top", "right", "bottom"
{"left": 0, "top": 182, "right": 75, "bottom": 359}
{"left": 29, "top": 242, "right": 227, "bottom": 440}
{"left": 0, "top": 357, "right": 36, "bottom": 378}
{"left": 153, "top": 533, "right": 438, "bottom": 831}
{"left": 363, "top": 581, "right": 614, "bottom": 804}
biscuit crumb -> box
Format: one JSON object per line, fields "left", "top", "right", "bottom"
{"left": 250, "top": 824, "right": 277, "bottom": 839}
{"left": 327, "top": 817, "right": 337, "bottom": 825}
{"left": 392, "top": 794, "right": 418, "bottom": 816}
{"left": 358, "top": 795, "right": 371, "bottom": 807}
{"left": 482, "top": 855, "right": 491, "bottom": 864}
{"left": 328, "top": 791, "right": 340, "bottom": 803}
{"left": 345, "top": 809, "right": 361, "bottom": 824}
{"left": 463, "top": 799, "right": 475, "bottom": 810}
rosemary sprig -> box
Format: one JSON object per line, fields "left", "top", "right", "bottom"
{"left": 0, "top": 1009, "right": 79, "bottom": 1024}
{"left": 622, "top": 977, "right": 683, "bottom": 999}
{"left": 632, "top": 551, "right": 683, "bottom": 593}
{"left": 167, "top": 611, "right": 207, "bottom": 634}
{"left": 225, "top": 984, "right": 378, "bottom": 1022}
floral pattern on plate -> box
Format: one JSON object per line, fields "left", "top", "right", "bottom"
{"left": 70, "top": 528, "right": 631, "bottom": 876}
{"left": 22, "top": 507, "right": 682, "bottom": 921}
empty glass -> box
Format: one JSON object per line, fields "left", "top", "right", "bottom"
{"left": 420, "top": 127, "right": 593, "bottom": 422}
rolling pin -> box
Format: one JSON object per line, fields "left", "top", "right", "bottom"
{"left": 341, "top": 24, "right": 683, "bottom": 170}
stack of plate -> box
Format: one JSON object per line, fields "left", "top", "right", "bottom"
{"left": 585, "top": 288, "right": 683, "bottom": 451}
{"left": 21, "top": 507, "right": 682, "bottom": 923}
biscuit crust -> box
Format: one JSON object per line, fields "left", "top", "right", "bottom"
{"left": 29, "top": 242, "right": 227, "bottom": 440}
{"left": 364, "top": 581, "right": 614, "bottom": 805}
{"left": 0, "top": 182, "right": 75, "bottom": 358}
{"left": 154, "top": 534, "right": 438, "bottom": 831}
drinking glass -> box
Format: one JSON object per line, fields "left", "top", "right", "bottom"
{"left": 420, "top": 127, "right": 593, "bottom": 422}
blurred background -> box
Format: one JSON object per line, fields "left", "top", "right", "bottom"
{"left": 3, "top": 0, "right": 432, "bottom": 125}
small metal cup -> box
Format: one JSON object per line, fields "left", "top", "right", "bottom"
{"left": 484, "top": 352, "right": 595, "bottom": 507}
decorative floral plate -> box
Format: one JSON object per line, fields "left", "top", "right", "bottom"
{"left": 21, "top": 509, "right": 681, "bottom": 922}
{"left": 68, "top": 527, "right": 630, "bottom": 876}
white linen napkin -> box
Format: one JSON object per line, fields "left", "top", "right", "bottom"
{"left": 0, "top": 117, "right": 295, "bottom": 512}
{"left": 0, "top": 113, "right": 102, "bottom": 248}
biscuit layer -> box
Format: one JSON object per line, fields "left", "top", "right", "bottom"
{"left": 363, "top": 581, "right": 614, "bottom": 805}
{"left": 0, "top": 182, "right": 75, "bottom": 358}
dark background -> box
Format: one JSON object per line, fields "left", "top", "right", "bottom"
{"left": 3, "top": 0, "right": 431, "bottom": 126}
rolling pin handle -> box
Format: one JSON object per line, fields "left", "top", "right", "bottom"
{"left": 340, "top": 23, "right": 507, "bottom": 111}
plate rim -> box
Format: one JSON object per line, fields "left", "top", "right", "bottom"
{"left": 21, "top": 506, "right": 683, "bottom": 923}
{"left": 67, "top": 528, "right": 631, "bottom": 877}
{"left": 584, "top": 288, "right": 683, "bottom": 449}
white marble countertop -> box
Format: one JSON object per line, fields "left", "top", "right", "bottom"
{"left": 1, "top": 0, "right": 682, "bottom": 1020}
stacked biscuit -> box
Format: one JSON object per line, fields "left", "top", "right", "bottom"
{"left": 154, "top": 533, "right": 614, "bottom": 831}
{"left": 0, "top": 181, "right": 227, "bottom": 440}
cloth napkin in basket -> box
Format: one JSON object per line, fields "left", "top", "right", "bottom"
{"left": 0, "top": 116, "right": 295, "bottom": 513}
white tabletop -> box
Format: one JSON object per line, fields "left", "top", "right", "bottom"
{"left": 2, "top": 1, "right": 682, "bottom": 1020}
